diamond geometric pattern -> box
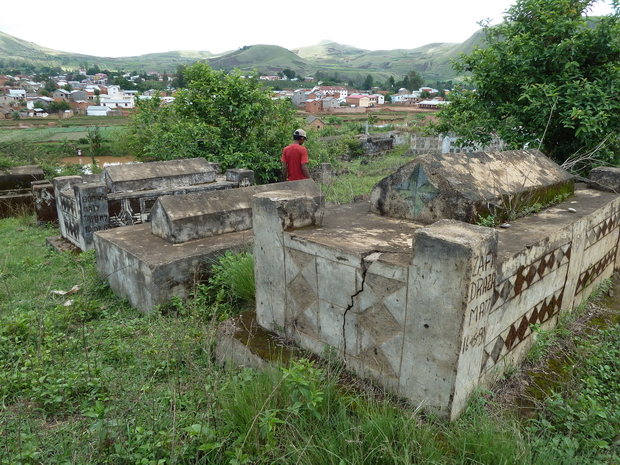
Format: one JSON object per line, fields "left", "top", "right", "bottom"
{"left": 585, "top": 212, "right": 620, "bottom": 250}
{"left": 285, "top": 249, "right": 319, "bottom": 338}
{"left": 492, "top": 244, "right": 571, "bottom": 308}
{"left": 355, "top": 271, "right": 407, "bottom": 374}
{"left": 480, "top": 289, "right": 564, "bottom": 373}
{"left": 575, "top": 249, "right": 616, "bottom": 296}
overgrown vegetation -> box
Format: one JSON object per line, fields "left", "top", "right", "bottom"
{"left": 1, "top": 214, "right": 620, "bottom": 463}
{"left": 437, "top": 0, "right": 620, "bottom": 173}
{"left": 476, "top": 192, "right": 572, "bottom": 227}
{"left": 127, "top": 63, "right": 296, "bottom": 184}
{"left": 317, "top": 146, "right": 412, "bottom": 204}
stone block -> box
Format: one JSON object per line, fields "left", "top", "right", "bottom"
{"left": 103, "top": 158, "right": 217, "bottom": 193}
{"left": 74, "top": 183, "right": 109, "bottom": 250}
{"left": 225, "top": 169, "right": 255, "bottom": 187}
{"left": 0, "top": 165, "right": 44, "bottom": 191}
{"left": 370, "top": 149, "right": 574, "bottom": 224}
{"left": 587, "top": 166, "right": 620, "bottom": 193}
{"left": 32, "top": 181, "right": 57, "bottom": 223}
{"left": 402, "top": 220, "right": 498, "bottom": 419}
{"left": 313, "top": 163, "right": 333, "bottom": 184}
{"left": 150, "top": 179, "right": 323, "bottom": 244}
{"left": 252, "top": 189, "right": 324, "bottom": 332}
{"left": 94, "top": 223, "right": 253, "bottom": 312}
{"left": 0, "top": 193, "right": 34, "bottom": 218}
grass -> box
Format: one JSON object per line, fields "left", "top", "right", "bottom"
{"left": 318, "top": 146, "right": 413, "bottom": 204}
{"left": 0, "top": 125, "right": 124, "bottom": 143}
{"left": 1, "top": 214, "right": 620, "bottom": 464}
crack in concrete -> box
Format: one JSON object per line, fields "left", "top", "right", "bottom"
{"left": 341, "top": 250, "right": 382, "bottom": 357}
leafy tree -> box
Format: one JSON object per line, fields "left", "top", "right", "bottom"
{"left": 87, "top": 126, "right": 103, "bottom": 164}
{"left": 48, "top": 101, "right": 71, "bottom": 113}
{"left": 86, "top": 65, "right": 101, "bottom": 75}
{"left": 384, "top": 75, "right": 396, "bottom": 91}
{"left": 62, "top": 83, "right": 72, "bottom": 91}
{"left": 112, "top": 76, "right": 137, "bottom": 90}
{"left": 362, "top": 74, "right": 374, "bottom": 90}
{"left": 437, "top": 0, "right": 620, "bottom": 170}
{"left": 44, "top": 79, "right": 57, "bottom": 93}
{"left": 401, "top": 69, "right": 423, "bottom": 91}
{"left": 128, "top": 62, "right": 296, "bottom": 183}
{"left": 282, "top": 68, "right": 296, "bottom": 80}
{"left": 170, "top": 64, "right": 187, "bottom": 89}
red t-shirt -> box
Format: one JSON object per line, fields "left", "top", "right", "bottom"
{"left": 281, "top": 143, "right": 309, "bottom": 181}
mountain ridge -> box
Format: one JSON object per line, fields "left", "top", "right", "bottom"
{"left": 0, "top": 31, "right": 483, "bottom": 82}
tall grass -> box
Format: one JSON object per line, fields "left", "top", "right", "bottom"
{"left": 318, "top": 147, "right": 412, "bottom": 204}
{"left": 1, "top": 216, "right": 620, "bottom": 464}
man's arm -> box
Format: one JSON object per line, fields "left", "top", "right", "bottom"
{"left": 301, "top": 163, "right": 311, "bottom": 180}
{"left": 282, "top": 161, "right": 288, "bottom": 181}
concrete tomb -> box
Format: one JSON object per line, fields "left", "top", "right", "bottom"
{"left": 94, "top": 179, "right": 323, "bottom": 312}
{"left": 370, "top": 149, "right": 573, "bottom": 224}
{"left": 249, "top": 149, "right": 620, "bottom": 419}
{"left": 0, "top": 165, "right": 45, "bottom": 219}
{"left": 54, "top": 158, "right": 254, "bottom": 251}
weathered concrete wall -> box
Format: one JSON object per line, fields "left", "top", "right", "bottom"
{"left": 32, "top": 181, "right": 57, "bottom": 223}
{"left": 253, "top": 183, "right": 620, "bottom": 419}
{"left": 0, "top": 165, "right": 45, "bottom": 219}
{"left": 55, "top": 159, "right": 253, "bottom": 251}
{"left": 102, "top": 158, "right": 217, "bottom": 193}
{"left": 94, "top": 223, "right": 253, "bottom": 312}
{"left": 95, "top": 180, "right": 324, "bottom": 312}
{"left": 409, "top": 135, "right": 506, "bottom": 155}
{"left": 360, "top": 135, "right": 394, "bottom": 154}
{"left": 150, "top": 180, "right": 323, "bottom": 244}
{"left": 0, "top": 165, "right": 44, "bottom": 191}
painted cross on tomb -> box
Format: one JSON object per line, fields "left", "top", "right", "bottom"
{"left": 394, "top": 165, "right": 440, "bottom": 217}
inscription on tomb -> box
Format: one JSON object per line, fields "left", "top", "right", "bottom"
{"left": 469, "top": 295, "right": 494, "bottom": 325}
{"left": 468, "top": 251, "right": 497, "bottom": 304}
{"left": 462, "top": 327, "right": 486, "bottom": 354}
{"left": 462, "top": 250, "right": 497, "bottom": 354}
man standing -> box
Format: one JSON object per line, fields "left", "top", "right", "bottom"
{"left": 282, "top": 129, "right": 311, "bottom": 181}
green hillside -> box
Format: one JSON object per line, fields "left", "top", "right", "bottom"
{"left": 208, "top": 44, "right": 308, "bottom": 73}
{"left": 0, "top": 30, "right": 484, "bottom": 82}
{"left": 0, "top": 31, "right": 215, "bottom": 72}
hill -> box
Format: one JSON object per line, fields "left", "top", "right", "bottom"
{"left": 208, "top": 44, "right": 309, "bottom": 73}
{"left": 0, "top": 31, "right": 215, "bottom": 73}
{"left": 0, "top": 30, "right": 484, "bottom": 82}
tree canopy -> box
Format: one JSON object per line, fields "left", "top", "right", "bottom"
{"left": 128, "top": 62, "right": 296, "bottom": 183}
{"left": 437, "top": 0, "right": 620, "bottom": 171}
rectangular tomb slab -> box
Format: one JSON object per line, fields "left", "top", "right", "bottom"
{"left": 94, "top": 223, "right": 254, "bottom": 312}
{"left": 0, "top": 165, "right": 45, "bottom": 191}
{"left": 370, "top": 149, "right": 574, "bottom": 224}
{"left": 103, "top": 158, "right": 217, "bottom": 193}
{"left": 150, "top": 179, "right": 324, "bottom": 244}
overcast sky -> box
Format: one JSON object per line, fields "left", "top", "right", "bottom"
{"left": 0, "top": 0, "right": 615, "bottom": 58}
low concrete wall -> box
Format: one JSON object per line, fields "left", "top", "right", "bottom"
{"left": 94, "top": 180, "right": 324, "bottom": 312}
{"left": 253, "top": 184, "right": 620, "bottom": 419}
{"left": 409, "top": 134, "right": 506, "bottom": 155}
{"left": 55, "top": 160, "right": 253, "bottom": 251}
{"left": 0, "top": 165, "right": 45, "bottom": 219}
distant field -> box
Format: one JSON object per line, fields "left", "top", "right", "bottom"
{"left": 0, "top": 116, "right": 128, "bottom": 143}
